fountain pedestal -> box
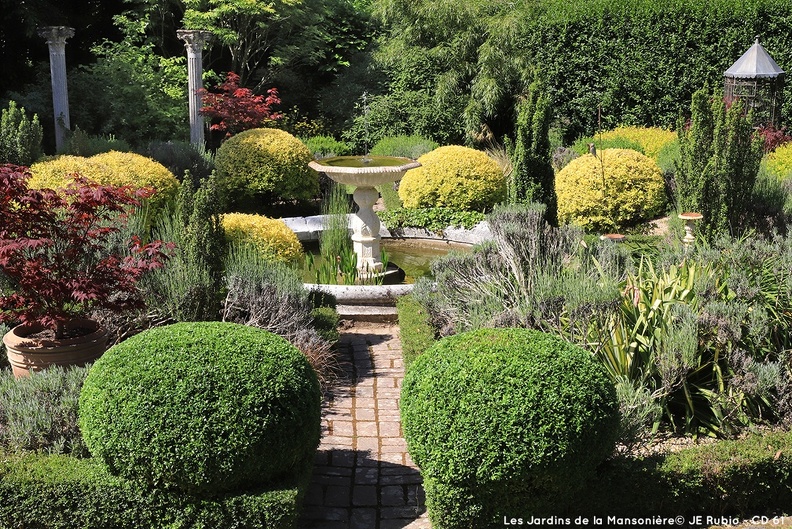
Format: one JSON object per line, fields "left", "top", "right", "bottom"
{"left": 308, "top": 156, "right": 420, "bottom": 275}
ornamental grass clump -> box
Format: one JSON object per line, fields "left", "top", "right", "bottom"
{"left": 398, "top": 145, "right": 506, "bottom": 211}
{"left": 555, "top": 148, "right": 666, "bottom": 232}
{"left": 79, "top": 321, "right": 322, "bottom": 494}
{"left": 401, "top": 328, "right": 619, "bottom": 528}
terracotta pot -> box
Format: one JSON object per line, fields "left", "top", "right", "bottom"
{"left": 2, "top": 318, "right": 109, "bottom": 378}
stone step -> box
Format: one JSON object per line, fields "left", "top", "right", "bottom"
{"left": 336, "top": 304, "right": 398, "bottom": 323}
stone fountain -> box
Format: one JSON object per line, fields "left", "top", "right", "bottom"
{"left": 308, "top": 155, "right": 420, "bottom": 275}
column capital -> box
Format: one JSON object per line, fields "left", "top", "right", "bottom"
{"left": 38, "top": 26, "right": 75, "bottom": 44}
{"left": 177, "top": 29, "right": 213, "bottom": 53}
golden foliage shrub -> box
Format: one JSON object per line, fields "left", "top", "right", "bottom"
{"left": 555, "top": 148, "right": 666, "bottom": 232}
{"left": 765, "top": 142, "right": 792, "bottom": 179}
{"left": 398, "top": 145, "right": 506, "bottom": 211}
{"left": 597, "top": 126, "right": 676, "bottom": 160}
{"left": 222, "top": 213, "right": 303, "bottom": 264}
{"left": 29, "top": 151, "right": 179, "bottom": 214}
{"left": 214, "top": 128, "right": 317, "bottom": 201}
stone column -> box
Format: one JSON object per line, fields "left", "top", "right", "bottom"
{"left": 177, "top": 30, "right": 213, "bottom": 146}
{"left": 38, "top": 26, "right": 74, "bottom": 153}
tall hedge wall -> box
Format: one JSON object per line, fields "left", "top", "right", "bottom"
{"left": 372, "top": 0, "right": 792, "bottom": 144}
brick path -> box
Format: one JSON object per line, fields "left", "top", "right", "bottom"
{"left": 300, "top": 324, "right": 431, "bottom": 529}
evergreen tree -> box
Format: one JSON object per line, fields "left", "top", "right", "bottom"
{"left": 0, "top": 101, "right": 43, "bottom": 165}
{"left": 675, "top": 89, "right": 762, "bottom": 240}
{"left": 507, "top": 78, "right": 557, "bottom": 225}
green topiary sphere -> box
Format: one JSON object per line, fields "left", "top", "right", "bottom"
{"left": 79, "top": 322, "right": 321, "bottom": 494}
{"left": 214, "top": 128, "right": 318, "bottom": 202}
{"left": 401, "top": 328, "right": 619, "bottom": 526}
{"left": 555, "top": 148, "right": 666, "bottom": 232}
{"left": 398, "top": 145, "right": 506, "bottom": 211}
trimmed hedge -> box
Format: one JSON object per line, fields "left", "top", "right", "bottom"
{"left": 29, "top": 151, "right": 180, "bottom": 216}
{"left": 578, "top": 429, "right": 792, "bottom": 517}
{"left": 396, "top": 294, "right": 436, "bottom": 368}
{"left": 79, "top": 322, "right": 321, "bottom": 495}
{"left": 222, "top": 212, "right": 304, "bottom": 264}
{"left": 398, "top": 146, "right": 506, "bottom": 211}
{"left": 555, "top": 148, "right": 666, "bottom": 232}
{"left": 401, "top": 328, "right": 620, "bottom": 528}
{"left": 0, "top": 452, "right": 307, "bottom": 529}
{"left": 214, "top": 128, "right": 317, "bottom": 203}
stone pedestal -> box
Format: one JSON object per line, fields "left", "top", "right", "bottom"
{"left": 350, "top": 186, "right": 383, "bottom": 273}
{"left": 38, "top": 26, "right": 74, "bottom": 153}
{"left": 177, "top": 30, "right": 213, "bottom": 146}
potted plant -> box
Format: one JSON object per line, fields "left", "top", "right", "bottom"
{"left": 0, "top": 164, "right": 170, "bottom": 377}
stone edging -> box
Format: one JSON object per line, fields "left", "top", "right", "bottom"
{"left": 281, "top": 214, "right": 492, "bottom": 245}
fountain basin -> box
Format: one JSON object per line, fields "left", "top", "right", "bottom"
{"left": 308, "top": 156, "right": 421, "bottom": 187}
{"left": 308, "top": 156, "right": 421, "bottom": 274}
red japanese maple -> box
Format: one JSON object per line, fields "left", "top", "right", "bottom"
{"left": 0, "top": 164, "right": 171, "bottom": 339}
{"left": 198, "top": 72, "right": 282, "bottom": 137}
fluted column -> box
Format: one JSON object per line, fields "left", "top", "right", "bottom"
{"left": 38, "top": 26, "right": 74, "bottom": 153}
{"left": 177, "top": 30, "right": 213, "bottom": 146}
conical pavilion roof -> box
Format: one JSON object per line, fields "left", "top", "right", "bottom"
{"left": 725, "top": 37, "right": 785, "bottom": 79}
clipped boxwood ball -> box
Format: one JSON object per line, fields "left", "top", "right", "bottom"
{"left": 555, "top": 148, "right": 666, "bottom": 232}
{"left": 401, "top": 328, "right": 619, "bottom": 514}
{"left": 214, "top": 128, "right": 317, "bottom": 201}
{"left": 398, "top": 145, "right": 506, "bottom": 211}
{"left": 79, "top": 322, "right": 321, "bottom": 494}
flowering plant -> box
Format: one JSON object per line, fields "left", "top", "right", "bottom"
{"left": 0, "top": 164, "right": 171, "bottom": 339}
{"left": 199, "top": 72, "right": 282, "bottom": 137}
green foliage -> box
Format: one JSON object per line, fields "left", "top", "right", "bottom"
{"left": 79, "top": 322, "right": 322, "bottom": 495}
{"left": 378, "top": 207, "right": 485, "bottom": 233}
{"left": 401, "top": 328, "right": 620, "bottom": 526}
{"left": 371, "top": 0, "right": 792, "bottom": 144}
{"left": 68, "top": 14, "right": 187, "bottom": 147}
{"left": 214, "top": 127, "right": 318, "bottom": 204}
{"left": 574, "top": 126, "right": 677, "bottom": 160}
{"left": 506, "top": 78, "right": 556, "bottom": 223}
{"left": 766, "top": 142, "right": 792, "bottom": 180}
{"left": 0, "top": 452, "right": 306, "bottom": 529}
{"left": 0, "top": 366, "right": 89, "bottom": 457}
{"left": 369, "top": 134, "right": 439, "bottom": 159}
{"left": 556, "top": 148, "right": 667, "bottom": 232}
{"left": 63, "top": 127, "right": 131, "bottom": 157}
{"left": 396, "top": 294, "right": 436, "bottom": 368}
{"left": 143, "top": 173, "right": 227, "bottom": 322}
{"left": 311, "top": 306, "right": 340, "bottom": 344}
{"left": 0, "top": 100, "right": 42, "bottom": 165}
{"left": 302, "top": 135, "right": 353, "bottom": 159}
{"left": 146, "top": 140, "right": 215, "bottom": 182}
{"left": 399, "top": 146, "right": 506, "bottom": 211}
{"left": 675, "top": 90, "right": 764, "bottom": 239}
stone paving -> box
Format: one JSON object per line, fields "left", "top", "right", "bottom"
{"left": 300, "top": 324, "right": 431, "bottom": 529}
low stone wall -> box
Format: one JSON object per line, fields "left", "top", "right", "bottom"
{"left": 281, "top": 214, "right": 492, "bottom": 244}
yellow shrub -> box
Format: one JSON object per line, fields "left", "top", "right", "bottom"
{"left": 398, "top": 145, "right": 506, "bottom": 211}
{"left": 555, "top": 148, "right": 666, "bottom": 232}
{"left": 29, "top": 152, "right": 179, "bottom": 215}
{"left": 214, "top": 128, "right": 317, "bottom": 202}
{"left": 765, "top": 142, "right": 792, "bottom": 179}
{"left": 222, "top": 213, "right": 303, "bottom": 264}
{"left": 28, "top": 156, "right": 110, "bottom": 189}
{"left": 598, "top": 126, "right": 676, "bottom": 160}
